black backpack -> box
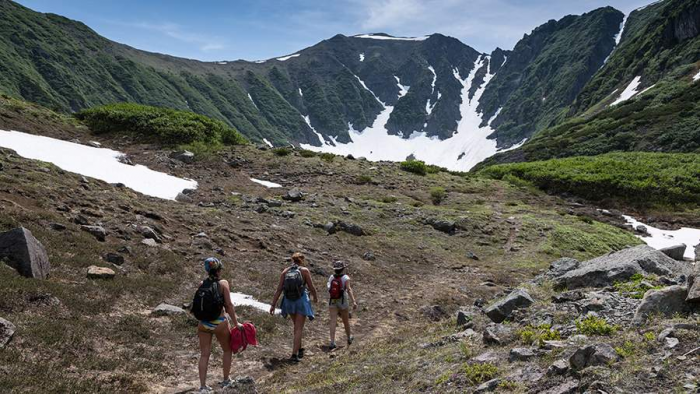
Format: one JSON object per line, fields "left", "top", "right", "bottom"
{"left": 283, "top": 266, "right": 304, "bottom": 300}
{"left": 191, "top": 278, "right": 224, "bottom": 321}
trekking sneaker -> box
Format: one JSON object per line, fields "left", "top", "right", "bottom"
{"left": 199, "top": 385, "right": 213, "bottom": 394}
{"left": 219, "top": 378, "right": 233, "bottom": 388}
{"left": 347, "top": 336, "right": 354, "bottom": 345}
{"left": 328, "top": 342, "right": 337, "bottom": 350}
{"left": 298, "top": 348, "right": 305, "bottom": 359}
{"left": 290, "top": 354, "right": 301, "bottom": 363}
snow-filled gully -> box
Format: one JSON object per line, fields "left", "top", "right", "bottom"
{"left": 0, "top": 129, "right": 197, "bottom": 200}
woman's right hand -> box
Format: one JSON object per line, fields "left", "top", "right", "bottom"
{"left": 269, "top": 305, "right": 275, "bottom": 315}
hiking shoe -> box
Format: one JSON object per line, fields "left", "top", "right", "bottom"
{"left": 290, "top": 354, "right": 301, "bottom": 363}
{"left": 219, "top": 378, "right": 233, "bottom": 388}
{"left": 347, "top": 336, "right": 354, "bottom": 345}
{"left": 298, "top": 348, "right": 305, "bottom": 359}
{"left": 329, "top": 342, "right": 337, "bottom": 350}
{"left": 199, "top": 385, "right": 213, "bottom": 394}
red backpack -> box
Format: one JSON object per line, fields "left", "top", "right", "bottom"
{"left": 329, "top": 275, "right": 345, "bottom": 300}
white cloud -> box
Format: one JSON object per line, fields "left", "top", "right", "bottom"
{"left": 119, "top": 21, "right": 227, "bottom": 52}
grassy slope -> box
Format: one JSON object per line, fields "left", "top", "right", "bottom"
{"left": 0, "top": 99, "right": 643, "bottom": 393}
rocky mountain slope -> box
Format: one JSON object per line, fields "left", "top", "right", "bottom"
{"left": 4, "top": 96, "right": 696, "bottom": 393}
{"left": 0, "top": 0, "right": 664, "bottom": 171}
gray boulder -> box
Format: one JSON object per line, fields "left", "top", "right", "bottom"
{"left": 456, "top": 310, "right": 474, "bottom": 328}
{"left": 87, "top": 266, "right": 116, "bottom": 279}
{"left": 687, "top": 264, "right": 699, "bottom": 303}
{"left": 472, "top": 351, "right": 501, "bottom": 364}
{"left": 474, "top": 378, "right": 501, "bottom": 393}
{"left": 426, "top": 219, "right": 456, "bottom": 235}
{"left": 169, "top": 150, "right": 195, "bottom": 163}
{"left": 660, "top": 244, "right": 687, "bottom": 261}
{"left": 81, "top": 225, "right": 107, "bottom": 242}
{"left": 0, "top": 317, "right": 15, "bottom": 348}
{"left": 104, "top": 253, "right": 125, "bottom": 265}
{"left": 140, "top": 226, "right": 162, "bottom": 243}
{"left": 548, "top": 257, "right": 579, "bottom": 276}
{"left": 569, "top": 343, "right": 618, "bottom": 370}
{"left": 0, "top": 227, "right": 50, "bottom": 279}
{"left": 484, "top": 288, "right": 534, "bottom": 323}
{"left": 362, "top": 251, "right": 376, "bottom": 261}
{"left": 509, "top": 347, "right": 539, "bottom": 362}
{"left": 555, "top": 245, "right": 689, "bottom": 289}
{"left": 336, "top": 221, "right": 365, "bottom": 236}
{"left": 282, "top": 189, "right": 304, "bottom": 202}
{"left": 633, "top": 285, "right": 696, "bottom": 324}
{"left": 483, "top": 323, "right": 514, "bottom": 345}
{"left": 175, "top": 192, "right": 193, "bottom": 203}
{"left": 151, "top": 303, "right": 187, "bottom": 316}
{"left": 541, "top": 380, "right": 579, "bottom": 394}
{"left": 547, "top": 359, "right": 569, "bottom": 376}
{"left": 420, "top": 305, "right": 448, "bottom": 321}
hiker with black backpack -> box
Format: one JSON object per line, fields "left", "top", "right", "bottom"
{"left": 327, "top": 260, "right": 357, "bottom": 350}
{"left": 269, "top": 252, "right": 318, "bottom": 363}
{"left": 191, "top": 257, "right": 242, "bottom": 393}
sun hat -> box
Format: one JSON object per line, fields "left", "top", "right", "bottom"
{"left": 332, "top": 260, "right": 347, "bottom": 270}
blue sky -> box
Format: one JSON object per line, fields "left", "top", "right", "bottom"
{"left": 16, "top": 0, "right": 653, "bottom": 61}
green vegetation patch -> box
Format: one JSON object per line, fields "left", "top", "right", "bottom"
{"left": 430, "top": 187, "right": 446, "bottom": 205}
{"left": 76, "top": 103, "right": 247, "bottom": 146}
{"left": 576, "top": 315, "right": 619, "bottom": 336}
{"left": 613, "top": 273, "right": 663, "bottom": 299}
{"left": 400, "top": 160, "right": 428, "bottom": 176}
{"left": 480, "top": 152, "right": 700, "bottom": 207}
{"left": 464, "top": 363, "right": 499, "bottom": 385}
{"left": 517, "top": 324, "right": 561, "bottom": 346}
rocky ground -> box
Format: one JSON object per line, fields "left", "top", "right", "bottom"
{"left": 0, "top": 102, "right": 698, "bottom": 393}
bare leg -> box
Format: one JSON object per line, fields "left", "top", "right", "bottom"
{"left": 214, "top": 320, "right": 232, "bottom": 381}
{"left": 289, "top": 313, "right": 297, "bottom": 355}
{"left": 340, "top": 309, "right": 351, "bottom": 340}
{"left": 198, "top": 326, "right": 213, "bottom": 387}
{"left": 293, "top": 314, "right": 306, "bottom": 355}
{"left": 329, "top": 307, "right": 338, "bottom": 344}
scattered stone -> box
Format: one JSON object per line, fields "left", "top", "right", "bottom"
{"left": 151, "top": 303, "right": 187, "bottom": 316}
{"left": 569, "top": 343, "right": 618, "bottom": 370}
{"left": 506, "top": 365, "right": 544, "bottom": 383}
{"left": 633, "top": 285, "right": 695, "bottom": 324}
{"left": 118, "top": 246, "right": 132, "bottom": 255}
{"left": 687, "top": 264, "right": 700, "bottom": 303}
{"left": 472, "top": 351, "right": 500, "bottom": 364}
{"left": 552, "top": 290, "right": 584, "bottom": 303}
{"left": 175, "top": 192, "right": 193, "bottom": 203}
{"left": 141, "top": 238, "right": 158, "bottom": 247}
{"left": 665, "top": 337, "right": 679, "bottom": 349}
{"left": 282, "top": 188, "right": 304, "bottom": 202}
{"left": 0, "top": 317, "right": 15, "bottom": 348}
{"left": 484, "top": 288, "right": 534, "bottom": 323}
{"left": 541, "top": 379, "right": 578, "bottom": 394}
{"left": 104, "top": 253, "right": 125, "bottom": 265}
{"left": 556, "top": 245, "right": 689, "bottom": 289}
{"left": 362, "top": 251, "right": 376, "bottom": 261}
{"left": 81, "top": 225, "right": 106, "bottom": 242}
{"left": 547, "top": 359, "right": 569, "bottom": 376}
{"left": 336, "top": 221, "right": 365, "bottom": 236}
{"left": 169, "top": 150, "right": 195, "bottom": 163}
{"left": 548, "top": 257, "right": 579, "bottom": 276}
{"left": 660, "top": 244, "right": 687, "bottom": 261}
{"left": 50, "top": 223, "right": 66, "bottom": 231}
{"left": 483, "top": 324, "right": 514, "bottom": 345}
{"left": 323, "top": 222, "right": 336, "bottom": 234}
{"left": 509, "top": 347, "right": 539, "bottom": 362}
{"left": 0, "top": 227, "right": 51, "bottom": 279}
{"left": 86, "top": 266, "right": 116, "bottom": 279}
{"left": 426, "top": 218, "right": 456, "bottom": 235}
{"left": 466, "top": 251, "right": 480, "bottom": 261}
{"left": 475, "top": 378, "right": 501, "bottom": 393}
{"left": 420, "top": 305, "right": 448, "bottom": 321}
{"left": 140, "top": 226, "right": 162, "bottom": 243}
{"left": 456, "top": 310, "right": 474, "bottom": 328}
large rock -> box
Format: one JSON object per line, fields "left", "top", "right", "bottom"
{"left": 483, "top": 323, "right": 515, "bottom": 345}
{"left": 420, "top": 305, "right": 448, "bottom": 321}
{"left": 456, "top": 310, "right": 474, "bottom": 328}
{"left": 426, "top": 219, "right": 456, "bottom": 235}
{"left": 541, "top": 380, "right": 578, "bottom": 394}
{"left": 81, "top": 225, "right": 107, "bottom": 242}
{"left": 0, "top": 227, "right": 50, "bottom": 279}
{"left": 87, "top": 266, "right": 116, "bottom": 279}
{"left": 140, "top": 226, "right": 162, "bottom": 243}
{"left": 282, "top": 189, "right": 304, "bottom": 202}
{"left": 484, "top": 288, "right": 534, "bottom": 323}
{"left": 569, "top": 343, "right": 618, "bottom": 370}
{"left": 0, "top": 317, "right": 15, "bottom": 348}
{"left": 633, "top": 285, "right": 696, "bottom": 324}
{"left": 336, "top": 221, "right": 365, "bottom": 236}
{"left": 660, "top": 244, "right": 687, "bottom": 261}
{"left": 687, "top": 264, "right": 700, "bottom": 303}
{"left": 555, "top": 245, "right": 689, "bottom": 289}
{"left": 151, "top": 303, "right": 187, "bottom": 317}
{"left": 548, "top": 257, "right": 579, "bottom": 277}
{"left": 509, "top": 347, "right": 539, "bottom": 362}
{"left": 169, "top": 150, "right": 195, "bottom": 163}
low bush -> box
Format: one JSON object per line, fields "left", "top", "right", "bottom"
{"left": 400, "top": 160, "right": 427, "bottom": 175}
{"left": 613, "top": 273, "right": 663, "bottom": 299}
{"left": 299, "top": 149, "right": 317, "bottom": 158}
{"left": 356, "top": 175, "right": 373, "bottom": 185}
{"left": 463, "top": 363, "right": 498, "bottom": 385}
{"left": 319, "top": 153, "right": 335, "bottom": 162}
{"left": 575, "top": 315, "right": 619, "bottom": 336}
{"left": 381, "top": 196, "right": 398, "bottom": 204}
{"left": 76, "top": 103, "right": 246, "bottom": 146}
{"left": 272, "top": 147, "right": 292, "bottom": 156}
{"left": 517, "top": 324, "right": 561, "bottom": 346}
{"left": 430, "top": 187, "right": 446, "bottom": 205}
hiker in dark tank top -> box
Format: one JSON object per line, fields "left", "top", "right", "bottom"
{"left": 270, "top": 252, "right": 318, "bottom": 363}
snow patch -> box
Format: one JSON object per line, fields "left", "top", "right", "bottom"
{"left": 230, "top": 292, "right": 279, "bottom": 314}
{"left": 636, "top": 0, "right": 665, "bottom": 11}
{"left": 426, "top": 66, "right": 438, "bottom": 115}
{"left": 395, "top": 76, "right": 410, "bottom": 98}
{"left": 262, "top": 138, "right": 273, "bottom": 148}
{"left": 0, "top": 130, "right": 197, "bottom": 200}
{"left": 217, "top": 61, "right": 228, "bottom": 65}
{"left": 694, "top": 70, "right": 700, "bottom": 82}
{"left": 639, "top": 84, "right": 656, "bottom": 95}
{"left": 354, "top": 34, "right": 428, "bottom": 41}
{"left": 250, "top": 178, "right": 282, "bottom": 188}
{"left": 298, "top": 88, "right": 303, "bottom": 97}
{"left": 303, "top": 115, "right": 327, "bottom": 145}
{"left": 248, "top": 93, "right": 259, "bottom": 110}
{"left": 611, "top": 76, "right": 642, "bottom": 106}
{"left": 359, "top": 53, "right": 365, "bottom": 62}
{"left": 615, "top": 14, "right": 628, "bottom": 46}
{"left": 301, "top": 56, "right": 515, "bottom": 171}
{"left": 276, "top": 53, "right": 300, "bottom": 61}
{"left": 622, "top": 215, "right": 700, "bottom": 260}
{"left": 487, "top": 107, "right": 503, "bottom": 126}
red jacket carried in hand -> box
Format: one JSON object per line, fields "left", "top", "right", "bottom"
{"left": 230, "top": 322, "right": 258, "bottom": 354}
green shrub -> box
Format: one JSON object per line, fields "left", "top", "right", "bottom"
{"left": 459, "top": 342, "right": 473, "bottom": 359}
{"left": 575, "top": 316, "right": 619, "bottom": 336}
{"left": 76, "top": 103, "right": 246, "bottom": 146}
{"left": 463, "top": 363, "right": 498, "bottom": 385}
{"left": 517, "top": 324, "right": 561, "bottom": 346}
{"left": 614, "top": 341, "right": 636, "bottom": 358}
{"left": 356, "top": 175, "right": 373, "bottom": 185}
{"left": 319, "top": 153, "right": 335, "bottom": 162}
{"left": 400, "top": 160, "right": 427, "bottom": 175}
{"left": 426, "top": 164, "right": 446, "bottom": 174}
{"left": 272, "top": 147, "right": 292, "bottom": 156}
{"left": 613, "top": 273, "right": 663, "bottom": 299}
{"left": 381, "top": 196, "right": 398, "bottom": 204}
{"left": 430, "top": 187, "right": 447, "bottom": 205}
{"left": 299, "top": 149, "right": 317, "bottom": 158}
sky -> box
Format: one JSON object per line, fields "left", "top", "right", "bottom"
{"left": 15, "top": 0, "right": 654, "bottom": 62}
